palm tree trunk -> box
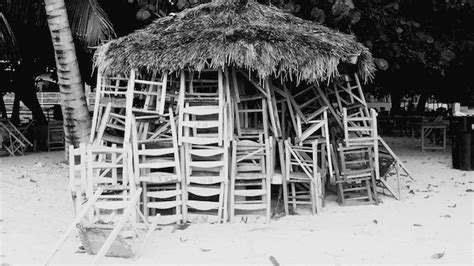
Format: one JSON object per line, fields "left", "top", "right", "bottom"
{"left": 44, "top": 0, "right": 91, "bottom": 149}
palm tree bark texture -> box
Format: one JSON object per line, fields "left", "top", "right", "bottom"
{"left": 44, "top": 0, "right": 91, "bottom": 149}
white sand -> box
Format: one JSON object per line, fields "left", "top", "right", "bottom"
{"left": 1, "top": 137, "right": 473, "bottom": 265}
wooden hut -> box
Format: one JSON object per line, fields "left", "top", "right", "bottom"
{"left": 80, "top": 0, "right": 410, "bottom": 228}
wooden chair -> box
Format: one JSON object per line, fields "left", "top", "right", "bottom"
{"left": 132, "top": 110, "right": 184, "bottom": 225}
{"left": 47, "top": 120, "right": 64, "bottom": 151}
{"left": 234, "top": 96, "right": 270, "bottom": 140}
{"left": 284, "top": 88, "right": 333, "bottom": 179}
{"left": 283, "top": 139, "right": 322, "bottom": 215}
{"left": 0, "top": 118, "right": 33, "bottom": 156}
{"left": 230, "top": 135, "right": 272, "bottom": 223}
{"left": 183, "top": 143, "right": 227, "bottom": 223}
{"left": 90, "top": 75, "right": 129, "bottom": 143}
{"left": 44, "top": 188, "right": 160, "bottom": 265}
{"left": 332, "top": 74, "right": 370, "bottom": 120}
{"left": 336, "top": 145, "right": 378, "bottom": 206}
{"left": 178, "top": 70, "right": 224, "bottom": 146}
{"left": 342, "top": 107, "right": 380, "bottom": 180}
{"left": 85, "top": 143, "right": 134, "bottom": 196}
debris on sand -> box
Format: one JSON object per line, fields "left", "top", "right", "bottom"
{"left": 431, "top": 251, "right": 445, "bottom": 260}
{"left": 269, "top": 255, "right": 280, "bottom": 266}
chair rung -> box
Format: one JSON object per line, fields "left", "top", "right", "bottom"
{"left": 148, "top": 200, "right": 182, "bottom": 209}
{"left": 234, "top": 189, "right": 267, "bottom": 197}
{"left": 234, "top": 203, "right": 267, "bottom": 210}
{"left": 188, "top": 175, "right": 225, "bottom": 184}
{"left": 147, "top": 190, "right": 181, "bottom": 199}
{"left": 183, "top": 106, "right": 219, "bottom": 115}
{"left": 188, "top": 186, "right": 222, "bottom": 197}
{"left": 187, "top": 200, "right": 221, "bottom": 211}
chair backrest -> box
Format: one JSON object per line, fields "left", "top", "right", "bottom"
{"left": 337, "top": 145, "right": 374, "bottom": 180}
{"left": 132, "top": 71, "right": 168, "bottom": 115}
{"left": 343, "top": 107, "right": 378, "bottom": 145}
{"left": 233, "top": 135, "right": 272, "bottom": 175}
{"left": 133, "top": 108, "right": 181, "bottom": 182}
{"left": 284, "top": 139, "right": 319, "bottom": 184}
{"left": 86, "top": 143, "right": 133, "bottom": 192}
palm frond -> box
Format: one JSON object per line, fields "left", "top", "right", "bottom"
{"left": 66, "top": 0, "right": 116, "bottom": 51}
{"left": 1, "top": 0, "right": 46, "bottom": 28}
{"left": 0, "top": 12, "right": 18, "bottom": 61}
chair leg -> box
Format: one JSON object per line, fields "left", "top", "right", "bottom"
{"left": 282, "top": 182, "right": 289, "bottom": 216}
{"left": 265, "top": 179, "right": 271, "bottom": 223}
{"left": 310, "top": 182, "right": 316, "bottom": 215}
{"left": 142, "top": 182, "right": 148, "bottom": 222}
{"left": 337, "top": 183, "right": 345, "bottom": 206}
{"left": 175, "top": 183, "right": 182, "bottom": 224}
{"left": 217, "top": 183, "right": 224, "bottom": 223}
{"left": 370, "top": 176, "right": 379, "bottom": 205}
{"left": 366, "top": 180, "right": 374, "bottom": 204}
{"left": 291, "top": 182, "right": 297, "bottom": 211}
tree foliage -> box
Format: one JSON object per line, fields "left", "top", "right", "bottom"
{"left": 147, "top": 0, "right": 473, "bottom": 109}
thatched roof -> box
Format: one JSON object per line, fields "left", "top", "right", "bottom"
{"left": 94, "top": 0, "right": 375, "bottom": 83}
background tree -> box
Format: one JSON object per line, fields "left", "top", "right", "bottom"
{"left": 1, "top": 0, "right": 116, "bottom": 149}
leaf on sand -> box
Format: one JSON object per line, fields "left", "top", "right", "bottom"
{"left": 431, "top": 251, "right": 445, "bottom": 260}
{"left": 269, "top": 256, "right": 280, "bottom": 266}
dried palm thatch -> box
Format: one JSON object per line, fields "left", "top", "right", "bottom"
{"left": 95, "top": 0, "right": 375, "bottom": 83}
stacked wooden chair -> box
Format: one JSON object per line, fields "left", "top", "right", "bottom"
{"left": 178, "top": 70, "right": 228, "bottom": 223}
{"left": 334, "top": 145, "right": 378, "bottom": 206}
{"left": 230, "top": 135, "right": 272, "bottom": 223}
{"left": 283, "top": 139, "right": 323, "bottom": 214}
{"left": 132, "top": 111, "right": 184, "bottom": 225}
{"left": 61, "top": 142, "right": 158, "bottom": 264}
{"left": 0, "top": 118, "right": 32, "bottom": 156}
{"left": 91, "top": 71, "right": 169, "bottom": 146}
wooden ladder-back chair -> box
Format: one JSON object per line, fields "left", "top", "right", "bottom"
{"left": 44, "top": 187, "right": 160, "bottom": 265}
{"left": 284, "top": 87, "right": 334, "bottom": 179}
{"left": 283, "top": 139, "right": 322, "bottom": 215}
{"left": 336, "top": 145, "right": 378, "bottom": 206}
{"left": 178, "top": 70, "right": 224, "bottom": 146}
{"left": 90, "top": 75, "right": 129, "bottom": 143}
{"left": 343, "top": 107, "right": 378, "bottom": 145}
{"left": 85, "top": 143, "right": 134, "bottom": 195}
{"left": 0, "top": 118, "right": 33, "bottom": 156}
{"left": 132, "top": 110, "right": 184, "bottom": 225}
{"left": 332, "top": 74, "right": 370, "bottom": 119}
{"left": 230, "top": 135, "right": 272, "bottom": 223}
{"left": 183, "top": 143, "right": 227, "bottom": 223}
{"left": 234, "top": 96, "right": 270, "bottom": 140}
